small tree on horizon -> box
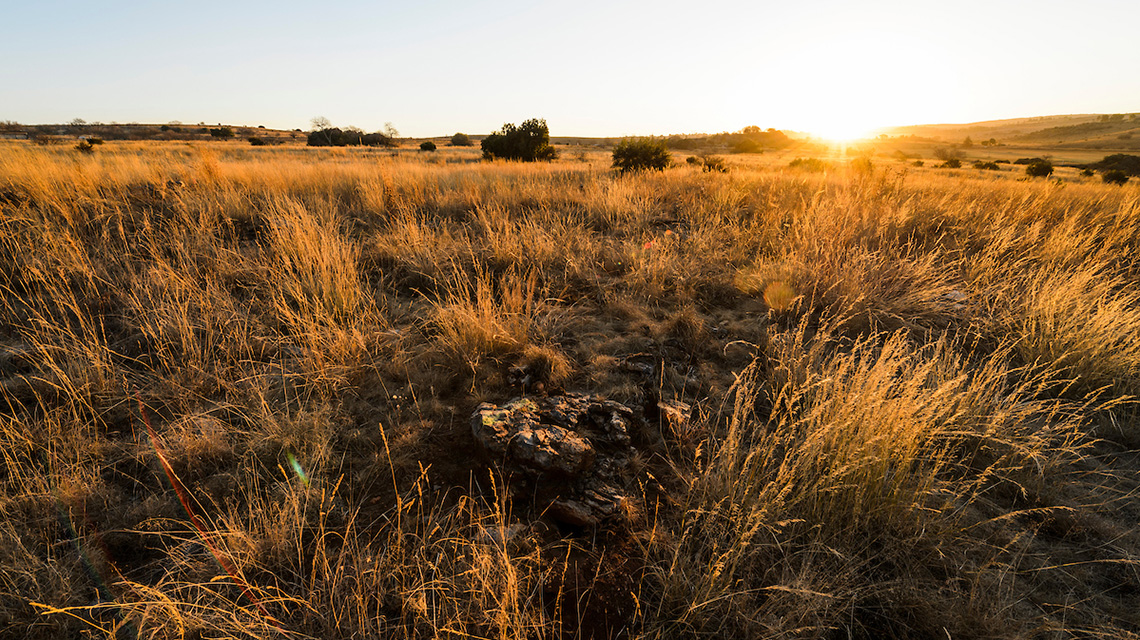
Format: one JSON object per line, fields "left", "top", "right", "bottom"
{"left": 450, "top": 132, "right": 472, "bottom": 146}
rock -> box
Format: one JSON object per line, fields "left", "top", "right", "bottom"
{"left": 548, "top": 499, "right": 600, "bottom": 527}
{"left": 510, "top": 424, "right": 594, "bottom": 477}
{"left": 471, "top": 393, "right": 638, "bottom": 527}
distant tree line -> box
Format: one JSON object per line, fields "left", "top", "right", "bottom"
{"left": 11, "top": 121, "right": 293, "bottom": 142}
{"left": 664, "top": 126, "right": 792, "bottom": 153}
{"left": 306, "top": 127, "right": 394, "bottom": 147}
{"left": 1083, "top": 154, "right": 1140, "bottom": 177}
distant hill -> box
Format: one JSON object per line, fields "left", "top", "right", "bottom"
{"left": 882, "top": 113, "right": 1140, "bottom": 150}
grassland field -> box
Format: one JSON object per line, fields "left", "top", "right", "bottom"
{"left": 2, "top": 139, "right": 1140, "bottom": 639}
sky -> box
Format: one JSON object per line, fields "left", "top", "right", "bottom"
{"left": 2, "top": 0, "right": 1138, "bottom": 138}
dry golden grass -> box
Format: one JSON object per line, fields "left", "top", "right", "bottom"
{"left": 2, "top": 140, "right": 1140, "bottom": 638}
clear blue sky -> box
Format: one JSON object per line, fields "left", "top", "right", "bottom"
{"left": 2, "top": 0, "right": 1138, "bottom": 137}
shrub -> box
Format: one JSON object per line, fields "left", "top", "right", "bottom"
{"left": 420, "top": 141, "right": 437, "bottom": 152}
{"left": 209, "top": 127, "right": 234, "bottom": 139}
{"left": 1088, "top": 154, "right": 1140, "bottom": 177}
{"left": 731, "top": 138, "right": 763, "bottom": 154}
{"left": 933, "top": 146, "right": 961, "bottom": 161}
{"left": 1025, "top": 159, "right": 1054, "bottom": 178}
{"left": 481, "top": 119, "right": 557, "bottom": 161}
{"left": 75, "top": 140, "right": 95, "bottom": 153}
{"left": 1103, "top": 170, "right": 1129, "bottom": 185}
{"left": 1081, "top": 168, "right": 1095, "bottom": 177}
{"left": 1013, "top": 157, "right": 1044, "bottom": 165}
{"left": 611, "top": 137, "right": 671, "bottom": 172}
{"left": 973, "top": 161, "right": 1000, "bottom": 171}
{"left": 994, "top": 159, "right": 1010, "bottom": 164}
{"left": 248, "top": 136, "right": 267, "bottom": 146}
{"left": 686, "top": 154, "right": 727, "bottom": 172}
{"left": 939, "top": 159, "right": 961, "bottom": 169}
{"left": 450, "top": 132, "right": 472, "bottom": 146}
{"left": 788, "top": 157, "right": 829, "bottom": 172}
{"left": 912, "top": 160, "right": 925, "bottom": 167}
{"left": 850, "top": 157, "right": 873, "bottom": 174}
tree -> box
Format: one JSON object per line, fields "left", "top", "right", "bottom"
{"left": 69, "top": 118, "right": 86, "bottom": 127}
{"left": 384, "top": 122, "right": 400, "bottom": 141}
{"left": 310, "top": 116, "right": 335, "bottom": 146}
{"left": 612, "top": 137, "right": 671, "bottom": 172}
{"left": 450, "top": 132, "right": 472, "bottom": 146}
{"left": 481, "top": 118, "right": 557, "bottom": 161}
{"left": 963, "top": 136, "right": 974, "bottom": 148}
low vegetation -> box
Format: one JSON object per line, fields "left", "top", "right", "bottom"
{"left": 1, "top": 140, "right": 1140, "bottom": 639}
{"left": 1025, "top": 158, "right": 1055, "bottom": 177}
{"left": 612, "top": 137, "right": 671, "bottom": 172}
{"left": 481, "top": 118, "right": 556, "bottom": 161}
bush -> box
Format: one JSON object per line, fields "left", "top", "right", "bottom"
{"left": 912, "top": 160, "right": 925, "bottom": 167}
{"left": 1025, "top": 159, "right": 1054, "bottom": 178}
{"left": 686, "top": 154, "right": 727, "bottom": 172}
{"left": 611, "top": 137, "right": 671, "bottom": 172}
{"left": 788, "top": 157, "right": 830, "bottom": 172}
{"left": 248, "top": 136, "right": 267, "bottom": 146}
{"left": 75, "top": 140, "right": 95, "bottom": 154}
{"left": 209, "top": 127, "right": 234, "bottom": 139}
{"left": 1081, "top": 168, "right": 1095, "bottom": 177}
{"left": 1088, "top": 154, "right": 1140, "bottom": 177}
{"left": 973, "top": 161, "right": 1000, "bottom": 170}
{"left": 481, "top": 119, "right": 556, "bottom": 161}
{"left": 450, "top": 132, "right": 472, "bottom": 146}
{"left": 939, "top": 159, "right": 961, "bottom": 169}
{"left": 1013, "top": 157, "right": 1045, "bottom": 165}
{"left": 420, "top": 141, "right": 437, "bottom": 152}
{"left": 731, "top": 138, "right": 763, "bottom": 154}
{"left": 1103, "top": 170, "right": 1129, "bottom": 185}
{"left": 933, "top": 146, "right": 961, "bottom": 161}
{"left": 850, "top": 157, "right": 873, "bottom": 174}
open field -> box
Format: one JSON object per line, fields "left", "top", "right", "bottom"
{"left": 2, "top": 140, "right": 1140, "bottom": 639}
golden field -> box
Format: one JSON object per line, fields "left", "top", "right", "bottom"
{"left": 1, "top": 140, "right": 1139, "bottom": 639}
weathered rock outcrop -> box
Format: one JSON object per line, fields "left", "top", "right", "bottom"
{"left": 471, "top": 393, "right": 639, "bottom": 526}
